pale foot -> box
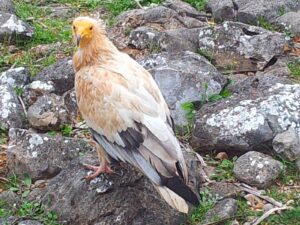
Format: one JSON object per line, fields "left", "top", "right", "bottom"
{"left": 83, "top": 163, "right": 113, "bottom": 180}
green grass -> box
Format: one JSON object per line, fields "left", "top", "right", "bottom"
{"left": 263, "top": 207, "right": 300, "bottom": 225}
{"left": 183, "top": 0, "right": 207, "bottom": 12}
{"left": 190, "top": 189, "right": 218, "bottom": 223}
{"left": 287, "top": 60, "right": 300, "bottom": 77}
{"left": 196, "top": 48, "right": 215, "bottom": 63}
{"left": 210, "top": 157, "right": 237, "bottom": 182}
{"left": 0, "top": 125, "right": 8, "bottom": 145}
{"left": 257, "top": 16, "right": 276, "bottom": 31}
{"left": 2, "top": 174, "right": 61, "bottom": 225}
{"left": 60, "top": 124, "right": 73, "bottom": 137}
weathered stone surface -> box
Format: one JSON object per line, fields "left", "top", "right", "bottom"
{"left": 33, "top": 58, "right": 74, "bottom": 95}
{"left": 47, "top": 4, "right": 78, "bottom": 19}
{"left": 192, "top": 80, "right": 299, "bottom": 154}
{"left": 276, "top": 11, "right": 300, "bottom": 37}
{"left": 0, "top": 83, "right": 24, "bottom": 129}
{"left": 206, "top": 0, "right": 236, "bottom": 22}
{"left": 27, "top": 93, "right": 71, "bottom": 131}
{"left": 0, "top": 67, "right": 31, "bottom": 87}
{"left": 7, "top": 128, "right": 93, "bottom": 181}
{"left": 207, "top": 182, "right": 241, "bottom": 199}
{"left": 273, "top": 127, "right": 300, "bottom": 161}
{"left": 29, "top": 152, "right": 185, "bottom": 225}
{"left": 63, "top": 89, "right": 78, "bottom": 123}
{"left": 202, "top": 198, "right": 237, "bottom": 224}
{"left": 130, "top": 26, "right": 202, "bottom": 53}
{"left": 0, "top": 216, "right": 18, "bottom": 225}
{"left": 139, "top": 51, "right": 226, "bottom": 127}
{"left": 198, "top": 21, "right": 286, "bottom": 72}
{"left": 233, "top": 151, "right": 282, "bottom": 188}
{"left": 0, "top": 0, "right": 15, "bottom": 14}
{"left": 0, "top": 12, "right": 34, "bottom": 44}
{"left": 118, "top": 3, "right": 206, "bottom": 31}
{"left": 207, "top": 0, "right": 300, "bottom": 24}
{"left": 17, "top": 220, "right": 43, "bottom": 225}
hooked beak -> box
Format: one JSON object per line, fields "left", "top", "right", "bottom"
{"left": 76, "top": 35, "right": 81, "bottom": 47}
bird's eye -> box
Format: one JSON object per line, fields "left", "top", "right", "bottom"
{"left": 89, "top": 26, "right": 93, "bottom": 30}
{"left": 73, "top": 25, "right": 76, "bottom": 30}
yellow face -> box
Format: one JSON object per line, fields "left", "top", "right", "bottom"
{"left": 72, "top": 20, "right": 94, "bottom": 48}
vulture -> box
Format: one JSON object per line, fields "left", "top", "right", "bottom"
{"left": 72, "top": 16, "right": 199, "bottom": 213}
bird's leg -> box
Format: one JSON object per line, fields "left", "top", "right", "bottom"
{"left": 83, "top": 145, "right": 113, "bottom": 180}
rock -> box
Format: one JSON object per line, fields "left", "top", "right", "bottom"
{"left": 0, "top": 83, "right": 24, "bottom": 129}
{"left": 198, "top": 21, "right": 286, "bottom": 72}
{"left": 207, "top": 182, "right": 241, "bottom": 199}
{"left": 117, "top": 3, "right": 206, "bottom": 31}
{"left": 27, "top": 93, "right": 71, "bottom": 131}
{"left": 31, "top": 152, "right": 186, "bottom": 225}
{"left": 23, "top": 80, "right": 56, "bottom": 107}
{"left": 0, "top": 191, "right": 21, "bottom": 211}
{"left": 273, "top": 127, "right": 300, "bottom": 161}
{"left": 202, "top": 198, "right": 237, "bottom": 224}
{"left": 206, "top": 0, "right": 236, "bottom": 22}
{"left": 276, "top": 11, "right": 300, "bottom": 37}
{"left": 263, "top": 203, "right": 274, "bottom": 212}
{"left": 207, "top": 0, "right": 300, "bottom": 24}
{"left": 233, "top": 151, "right": 283, "bottom": 188}
{"left": 47, "top": 4, "right": 78, "bottom": 19}
{"left": 7, "top": 128, "right": 93, "bottom": 181}
{"left": 33, "top": 58, "right": 75, "bottom": 95}
{"left": 0, "top": 12, "right": 34, "bottom": 44}
{"left": 17, "top": 220, "right": 43, "bottom": 225}
{"left": 0, "top": 67, "right": 31, "bottom": 87}
{"left": 139, "top": 51, "right": 226, "bottom": 127}
{"left": 192, "top": 80, "right": 300, "bottom": 154}
{"left": 0, "top": 216, "right": 18, "bottom": 225}
{"left": 0, "top": 0, "right": 15, "bottom": 14}
{"left": 62, "top": 89, "right": 78, "bottom": 123}
{"left": 130, "top": 26, "right": 202, "bottom": 53}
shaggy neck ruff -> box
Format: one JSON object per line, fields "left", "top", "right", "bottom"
{"left": 73, "top": 28, "right": 118, "bottom": 72}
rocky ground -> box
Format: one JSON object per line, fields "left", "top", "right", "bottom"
{"left": 0, "top": 0, "right": 300, "bottom": 225}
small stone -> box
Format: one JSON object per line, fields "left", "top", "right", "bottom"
{"left": 33, "top": 58, "right": 75, "bottom": 95}
{"left": 0, "top": 0, "right": 15, "bottom": 14}
{"left": 263, "top": 203, "right": 274, "bottom": 212}
{"left": 17, "top": 220, "right": 43, "bottom": 225}
{"left": 0, "top": 12, "right": 34, "bottom": 44}
{"left": 27, "top": 93, "right": 70, "bottom": 131}
{"left": 215, "top": 152, "right": 228, "bottom": 160}
{"left": 272, "top": 127, "right": 300, "bottom": 161}
{"left": 207, "top": 182, "right": 241, "bottom": 199}
{"left": 202, "top": 198, "right": 238, "bottom": 224}
{"left": 233, "top": 151, "right": 283, "bottom": 188}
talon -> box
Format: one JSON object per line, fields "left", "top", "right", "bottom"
{"left": 83, "top": 163, "right": 113, "bottom": 180}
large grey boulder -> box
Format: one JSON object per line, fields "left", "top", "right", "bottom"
{"left": 273, "top": 127, "right": 300, "bottom": 161}
{"left": 33, "top": 58, "right": 75, "bottom": 95}
{"left": 192, "top": 74, "right": 299, "bottom": 154}
{"left": 29, "top": 153, "right": 186, "bottom": 225}
{"left": 0, "top": 12, "right": 34, "bottom": 44}
{"left": 0, "top": 83, "right": 24, "bottom": 129}
{"left": 27, "top": 93, "right": 71, "bottom": 131}
{"left": 206, "top": 0, "right": 300, "bottom": 24}
{"left": 130, "top": 26, "right": 202, "bottom": 53}
{"left": 198, "top": 21, "right": 286, "bottom": 73}
{"left": 7, "top": 128, "right": 93, "bottom": 181}
{"left": 233, "top": 151, "right": 283, "bottom": 188}
{"left": 276, "top": 11, "right": 300, "bottom": 37}
{"left": 139, "top": 51, "right": 226, "bottom": 127}
{"left": 0, "top": 0, "right": 15, "bottom": 13}
{"left": 0, "top": 67, "right": 31, "bottom": 87}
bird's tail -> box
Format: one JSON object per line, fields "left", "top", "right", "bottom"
{"left": 155, "top": 186, "right": 189, "bottom": 213}
{"left": 154, "top": 176, "right": 200, "bottom": 214}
